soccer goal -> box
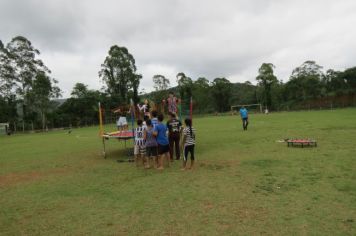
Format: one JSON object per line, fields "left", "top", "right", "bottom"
{"left": 230, "top": 104, "right": 263, "bottom": 114}
{"left": 0, "top": 123, "right": 9, "bottom": 135}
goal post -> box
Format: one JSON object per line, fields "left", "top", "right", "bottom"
{"left": 230, "top": 104, "right": 263, "bottom": 114}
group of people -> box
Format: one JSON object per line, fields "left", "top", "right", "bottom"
{"left": 134, "top": 110, "right": 196, "bottom": 170}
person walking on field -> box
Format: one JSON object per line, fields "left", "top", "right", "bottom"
{"left": 181, "top": 118, "right": 196, "bottom": 170}
{"left": 153, "top": 114, "right": 170, "bottom": 169}
{"left": 239, "top": 106, "right": 249, "bottom": 130}
{"left": 167, "top": 112, "right": 182, "bottom": 161}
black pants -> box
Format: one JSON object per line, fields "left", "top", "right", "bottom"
{"left": 184, "top": 145, "right": 195, "bottom": 161}
{"left": 242, "top": 118, "right": 249, "bottom": 130}
{"left": 169, "top": 133, "right": 180, "bottom": 160}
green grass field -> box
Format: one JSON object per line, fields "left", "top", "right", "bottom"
{"left": 1, "top": 109, "right": 356, "bottom": 235}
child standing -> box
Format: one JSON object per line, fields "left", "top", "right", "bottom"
{"left": 151, "top": 110, "right": 158, "bottom": 129}
{"left": 134, "top": 120, "right": 146, "bottom": 167}
{"left": 144, "top": 119, "right": 158, "bottom": 168}
{"left": 153, "top": 114, "right": 170, "bottom": 170}
{"left": 181, "top": 118, "right": 196, "bottom": 170}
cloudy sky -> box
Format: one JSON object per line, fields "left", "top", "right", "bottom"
{"left": 1, "top": 0, "right": 356, "bottom": 97}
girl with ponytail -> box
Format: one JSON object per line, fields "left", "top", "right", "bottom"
{"left": 181, "top": 118, "right": 196, "bottom": 170}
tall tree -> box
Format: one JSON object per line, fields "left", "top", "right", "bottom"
{"left": 152, "top": 74, "right": 170, "bottom": 104}
{"left": 99, "top": 45, "right": 137, "bottom": 105}
{"left": 0, "top": 40, "right": 18, "bottom": 124}
{"left": 32, "top": 72, "right": 61, "bottom": 130}
{"left": 286, "top": 61, "right": 324, "bottom": 102}
{"left": 341, "top": 67, "right": 356, "bottom": 93}
{"left": 211, "top": 77, "right": 232, "bottom": 112}
{"left": 6, "top": 36, "right": 51, "bottom": 130}
{"left": 176, "top": 72, "right": 193, "bottom": 105}
{"left": 192, "top": 77, "right": 212, "bottom": 113}
{"left": 153, "top": 74, "right": 170, "bottom": 91}
{"left": 256, "top": 63, "right": 278, "bottom": 109}
{"left": 0, "top": 40, "right": 16, "bottom": 98}
{"left": 130, "top": 74, "right": 142, "bottom": 104}
{"left": 71, "top": 83, "right": 89, "bottom": 98}
{"left": 323, "top": 69, "right": 346, "bottom": 96}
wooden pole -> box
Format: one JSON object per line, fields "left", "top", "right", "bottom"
{"left": 98, "top": 102, "right": 104, "bottom": 136}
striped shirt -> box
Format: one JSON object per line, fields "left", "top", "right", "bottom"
{"left": 135, "top": 126, "right": 146, "bottom": 146}
{"left": 183, "top": 127, "right": 196, "bottom": 146}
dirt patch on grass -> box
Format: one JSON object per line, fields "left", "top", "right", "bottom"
{"left": 198, "top": 159, "right": 240, "bottom": 170}
{"left": 0, "top": 168, "right": 69, "bottom": 188}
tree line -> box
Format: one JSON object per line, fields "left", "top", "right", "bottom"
{"left": 1, "top": 36, "right": 356, "bottom": 132}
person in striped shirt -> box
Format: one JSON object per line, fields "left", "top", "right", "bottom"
{"left": 181, "top": 118, "right": 196, "bottom": 170}
{"left": 134, "top": 119, "right": 146, "bottom": 167}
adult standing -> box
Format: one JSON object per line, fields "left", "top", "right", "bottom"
{"left": 239, "top": 106, "right": 249, "bottom": 130}
{"left": 166, "top": 112, "right": 182, "bottom": 160}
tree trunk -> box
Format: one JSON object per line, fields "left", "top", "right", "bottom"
{"left": 42, "top": 112, "right": 46, "bottom": 131}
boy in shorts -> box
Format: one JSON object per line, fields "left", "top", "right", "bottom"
{"left": 153, "top": 114, "right": 170, "bottom": 170}
{"left": 134, "top": 119, "right": 146, "bottom": 167}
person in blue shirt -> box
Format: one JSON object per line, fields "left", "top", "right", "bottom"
{"left": 153, "top": 114, "right": 170, "bottom": 170}
{"left": 239, "top": 106, "right": 249, "bottom": 130}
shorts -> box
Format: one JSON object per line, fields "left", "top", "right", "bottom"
{"left": 146, "top": 146, "right": 158, "bottom": 157}
{"left": 158, "top": 144, "right": 170, "bottom": 155}
{"left": 134, "top": 145, "right": 146, "bottom": 155}
{"left": 117, "top": 117, "right": 128, "bottom": 127}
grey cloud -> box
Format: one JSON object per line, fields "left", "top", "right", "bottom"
{"left": 1, "top": 0, "right": 356, "bottom": 97}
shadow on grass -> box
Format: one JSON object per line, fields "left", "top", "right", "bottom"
{"left": 104, "top": 148, "right": 133, "bottom": 162}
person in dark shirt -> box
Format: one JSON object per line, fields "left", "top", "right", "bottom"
{"left": 166, "top": 112, "right": 182, "bottom": 160}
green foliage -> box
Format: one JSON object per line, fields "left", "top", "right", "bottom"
{"left": 56, "top": 84, "right": 102, "bottom": 127}
{"left": 285, "top": 61, "right": 324, "bottom": 101}
{"left": 211, "top": 77, "right": 232, "bottom": 112}
{"left": 176, "top": 72, "right": 193, "bottom": 106}
{"left": 99, "top": 45, "right": 140, "bottom": 105}
{"left": 256, "top": 63, "right": 278, "bottom": 109}
{"left": 151, "top": 74, "right": 170, "bottom": 104}
{"left": 0, "top": 36, "right": 60, "bottom": 130}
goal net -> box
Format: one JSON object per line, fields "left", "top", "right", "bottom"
{"left": 0, "top": 123, "right": 9, "bottom": 135}
{"left": 230, "top": 104, "right": 262, "bottom": 114}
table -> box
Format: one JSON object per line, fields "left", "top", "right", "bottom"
{"left": 101, "top": 130, "right": 134, "bottom": 158}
